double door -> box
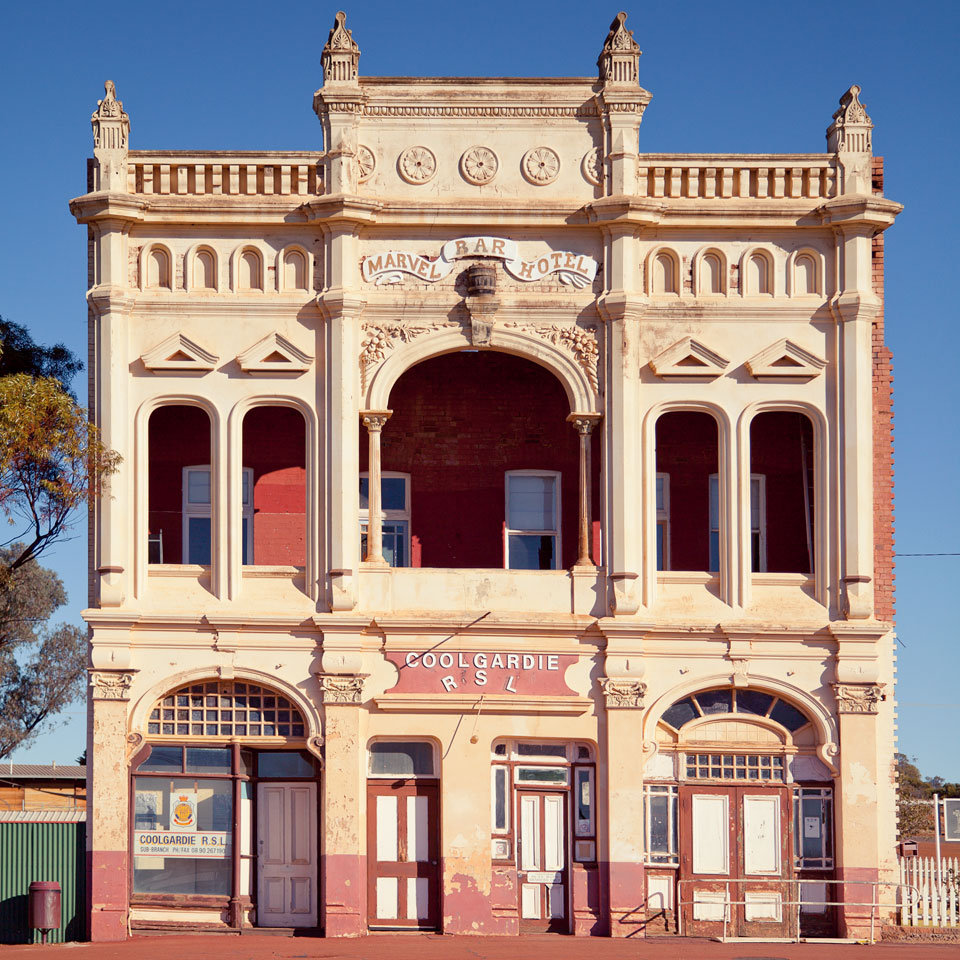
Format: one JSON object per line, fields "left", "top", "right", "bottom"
{"left": 517, "top": 789, "right": 568, "bottom": 933}
{"left": 680, "top": 785, "right": 793, "bottom": 938}
{"left": 367, "top": 780, "right": 440, "bottom": 928}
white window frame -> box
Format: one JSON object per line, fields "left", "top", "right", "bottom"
{"left": 359, "top": 471, "right": 411, "bottom": 567}
{"left": 709, "top": 472, "right": 766, "bottom": 573}
{"left": 503, "top": 470, "right": 561, "bottom": 570}
{"left": 182, "top": 465, "right": 253, "bottom": 565}
{"left": 643, "top": 783, "right": 679, "bottom": 866}
{"left": 656, "top": 472, "right": 670, "bottom": 571}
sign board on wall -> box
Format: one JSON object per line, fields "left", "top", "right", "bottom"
{"left": 385, "top": 650, "right": 577, "bottom": 695}
{"left": 134, "top": 831, "right": 231, "bottom": 859}
{"left": 945, "top": 798, "right": 960, "bottom": 841}
{"left": 362, "top": 236, "right": 598, "bottom": 288}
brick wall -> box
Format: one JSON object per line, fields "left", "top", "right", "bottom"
{"left": 363, "top": 351, "right": 599, "bottom": 569}
{"left": 872, "top": 156, "right": 896, "bottom": 624}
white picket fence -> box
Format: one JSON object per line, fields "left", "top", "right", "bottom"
{"left": 899, "top": 856, "right": 960, "bottom": 926}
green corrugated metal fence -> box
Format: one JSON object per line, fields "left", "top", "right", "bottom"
{"left": 0, "top": 822, "right": 86, "bottom": 943}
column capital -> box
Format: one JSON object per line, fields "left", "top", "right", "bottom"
{"left": 567, "top": 411, "right": 602, "bottom": 434}
{"left": 360, "top": 409, "right": 391, "bottom": 432}
{"left": 315, "top": 673, "right": 367, "bottom": 705}
{"left": 89, "top": 669, "right": 136, "bottom": 701}
{"left": 833, "top": 682, "right": 885, "bottom": 715}
{"left": 599, "top": 676, "right": 646, "bottom": 709}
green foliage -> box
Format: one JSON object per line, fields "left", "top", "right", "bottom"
{"left": 0, "top": 374, "right": 120, "bottom": 572}
{"left": 0, "top": 546, "right": 86, "bottom": 758}
{"left": 897, "top": 753, "right": 960, "bottom": 839}
{"left": 0, "top": 316, "right": 82, "bottom": 394}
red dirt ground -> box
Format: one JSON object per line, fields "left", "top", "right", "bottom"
{"left": 3, "top": 935, "right": 959, "bottom": 960}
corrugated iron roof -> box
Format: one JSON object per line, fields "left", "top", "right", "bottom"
{"left": 0, "top": 765, "right": 86, "bottom": 780}
{"left": 0, "top": 809, "right": 86, "bottom": 822}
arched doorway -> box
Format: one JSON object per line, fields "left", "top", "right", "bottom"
{"left": 644, "top": 686, "right": 834, "bottom": 938}
{"left": 131, "top": 678, "right": 321, "bottom": 931}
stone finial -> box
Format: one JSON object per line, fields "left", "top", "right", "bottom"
{"left": 322, "top": 11, "right": 360, "bottom": 83}
{"left": 598, "top": 11, "right": 642, "bottom": 85}
{"left": 826, "top": 85, "right": 873, "bottom": 154}
{"left": 91, "top": 81, "right": 130, "bottom": 192}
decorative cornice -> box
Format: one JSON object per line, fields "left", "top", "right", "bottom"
{"left": 599, "top": 676, "right": 646, "bottom": 709}
{"left": 90, "top": 670, "right": 136, "bottom": 701}
{"left": 833, "top": 682, "right": 885, "bottom": 715}
{"left": 360, "top": 104, "right": 600, "bottom": 118}
{"left": 316, "top": 673, "right": 367, "bottom": 705}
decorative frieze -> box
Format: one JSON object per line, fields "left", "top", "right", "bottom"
{"left": 398, "top": 146, "right": 438, "bottom": 185}
{"left": 521, "top": 147, "right": 560, "bottom": 186}
{"left": 503, "top": 322, "right": 600, "bottom": 392}
{"left": 359, "top": 320, "right": 460, "bottom": 390}
{"left": 357, "top": 145, "right": 376, "bottom": 182}
{"left": 581, "top": 148, "right": 603, "bottom": 186}
{"left": 90, "top": 670, "right": 135, "bottom": 701}
{"left": 316, "top": 673, "right": 367, "bottom": 705}
{"left": 599, "top": 677, "right": 646, "bottom": 709}
{"left": 460, "top": 146, "right": 499, "bottom": 185}
{"left": 833, "top": 682, "right": 885, "bottom": 715}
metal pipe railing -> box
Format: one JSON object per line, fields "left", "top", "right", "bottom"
{"left": 675, "top": 877, "right": 921, "bottom": 943}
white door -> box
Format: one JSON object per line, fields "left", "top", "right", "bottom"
{"left": 257, "top": 782, "right": 317, "bottom": 927}
{"left": 517, "top": 791, "right": 567, "bottom": 931}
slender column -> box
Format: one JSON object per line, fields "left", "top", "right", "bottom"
{"left": 360, "top": 411, "right": 391, "bottom": 565}
{"left": 568, "top": 413, "right": 601, "bottom": 568}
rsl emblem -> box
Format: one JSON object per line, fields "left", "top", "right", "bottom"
{"left": 171, "top": 793, "right": 197, "bottom": 829}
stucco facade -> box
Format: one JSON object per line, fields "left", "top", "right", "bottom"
{"left": 73, "top": 11, "right": 901, "bottom": 942}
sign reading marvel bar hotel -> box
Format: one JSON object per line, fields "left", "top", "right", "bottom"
{"left": 362, "top": 236, "right": 598, "bottom": 288}
{"left": 386, "top": 650, "right": 577, "bottom": 695}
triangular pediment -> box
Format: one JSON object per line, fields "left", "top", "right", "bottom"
{"left": 141, "top": 333, "right": 218, "bottom": 374}
{"left": 746, "top": 339, "right": 826, "bottom": 381}
{"left": 236, "top": 332, "right": 313, "bottom": 376}
{"left": 649, "top": 337, "right": 729, "bottom": 381}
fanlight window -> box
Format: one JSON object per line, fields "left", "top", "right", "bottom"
{"left": 147, "top": 680, "right": 306, "bottom": 738}
{"left": 660, "top": 687, "right": 810, "bottom": 733}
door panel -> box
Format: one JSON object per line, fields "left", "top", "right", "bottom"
{"left": 256, "top": 782, "right": 317, "bottom": 927}
{"left": 516, "top": 790, "right": 568, "bottom": 933}
{"left": 367, "top": 780, "right": 439, "bottom": 929}
{"left": 680, "top": 784, "right": 792, "bottom": 938}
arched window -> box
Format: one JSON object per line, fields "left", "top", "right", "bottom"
{"left": 700, "top": 252, "right": 724, "bottom": 295}
{"left": 146, "top": 247, "right": 171, "bottom": 289}
{"left": 794, "top": 253, "right": 818, "bottom": 296}
{"left": 283, "top": 249, "right": 308, "bottom": 291}
{"left": 194, "top": 249, "right": 216, "bottom": 290}
{"left": 745, "top": 251, "right": 773, "bottom": 295}
{"left": 652, "top": 251, "right": 678, "bottom": 295}
{"left": 238, "top": 249, "right": 262, "bottom": 291}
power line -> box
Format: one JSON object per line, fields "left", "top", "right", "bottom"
{"left": 898, "top": 553, "right": 960, "bottom": 557}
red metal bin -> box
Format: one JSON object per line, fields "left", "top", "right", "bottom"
{"left": 28, "top": 881, "right": 61, "bottom": 942}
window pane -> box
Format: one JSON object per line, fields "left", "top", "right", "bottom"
{"left": 359, "top": 477, "right": 369, "bottom": 510}
{"left": 188, "top": 517, "right": 211, "bottom": 565}
{"left": 662, "top": 698, "right": 697, "bottom": 729}
{"left": 382, "top": 477, "right": 406, "bottom": 511}
{"left": 709, "top": 530, "right": 720, "bottom": 573}
{"left": 139, "top": 746, "right": 182, "bottom": 772}
{"left": 132, "top": 777, "right": 233, "bottom": 895}
{"left": 695, "top": 689, "right": 732, "bottom": 715}
{"left": 508, "top": 534, "right": 555, "bottom": 570}
{"left": 187, "top": 469, "right": 211, "bottom": 504}
{"left": 736, "top": 690, "right": 774, "bottom": 716}
{"left": 648, "top": 794, "right": 670, "bottom": 853}
{"left": 656, "top": 476, "right": 665, "bottom": 512}
{"left": 516, "top": 767, "right": 566, "bottom": 783}
{"left": 657, "top": 524, "right": 665, "bottom": 571}
{"left": 770, "top": 699, "right": 809, "bottom": 732}
{"left": 369, "top": 741, "right": 434, "bottom": 776}
{"left": 516, "top": 743, "right": 568, "bottom": 757}
{"left": 185, "top": 748, "right": 231, "bottom": 775}
{"left": 507, "top": 475, "right": 556, "bottom": 530}
{"left": 242, "top": 518, "right": 250, "bottom": 564}
{"left": 750, "top": 477, "right": 762, "bottom": 528}
{"left": 494, "top": 767, "right": 507, "bottom": 830}
{"left": 257, "top": 751, "right": 314, "bottom": 778}
{"left": 383, "top": 521, "right": 408, "bottom": 567}
{"left": 708, "top": 474, "right": 719, "bottom": 526}
{"left": 576, "top": 768, "right": 592, "bottom": 827}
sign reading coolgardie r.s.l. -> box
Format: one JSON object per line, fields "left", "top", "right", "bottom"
{"left": 362, "top": 236, "right": 598, "bottom": 288}
{"left": 385, "top": 650, "right": 577, "bottom": 695}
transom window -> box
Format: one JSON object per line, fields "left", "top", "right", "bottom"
{"left": 685, "top": 752, "right": 785, "bottom": 781}
{"left": 147, "top": 680, "right": 306, "bottom": 738}
{"left": 504, "top": 471, "right": 561, "bottom": 570}
{"left": 368, "top": 740, "right": 436, "bottom": 778}
{"left": 661, "top": 687, "right": 810, "bottom": 734}
{"left": 360, "top": 471, "right": 410, "bottom": 567}
{"left": 182, "top": 466, "right": 253, "bottom": 565}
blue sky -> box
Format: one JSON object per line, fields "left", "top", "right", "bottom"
{"left": 1, "top": 1, "right": 957, "bottom": 780}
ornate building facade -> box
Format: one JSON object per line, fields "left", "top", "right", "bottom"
{"left": 74, "top": 11, "right": 901, "bottom": 942}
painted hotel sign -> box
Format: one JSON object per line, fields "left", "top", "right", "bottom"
{"left": 386, "top": 650, "right": 578, "bottom": 695}
{"left": 362, "top": 236, "right": 598, "bottom": 288}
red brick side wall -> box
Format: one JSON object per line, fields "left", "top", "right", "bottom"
{"left": 872, "top": 156, "right": 896, "bottom": 624}
{"left": 363, "top": 352, "right": 599, "bottom": 569}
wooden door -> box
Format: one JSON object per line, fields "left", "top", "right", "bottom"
{"left": 256, "top": 782, "right": 317, "bottom": 927}
{"left": 679, "top": 784, "right": 793, "bottom": 938}
{"left": 367, "top": 780, "right": 439, "bottom": 929}
{"left": 516, "top": 789, "right": 568, "bottom": 933}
